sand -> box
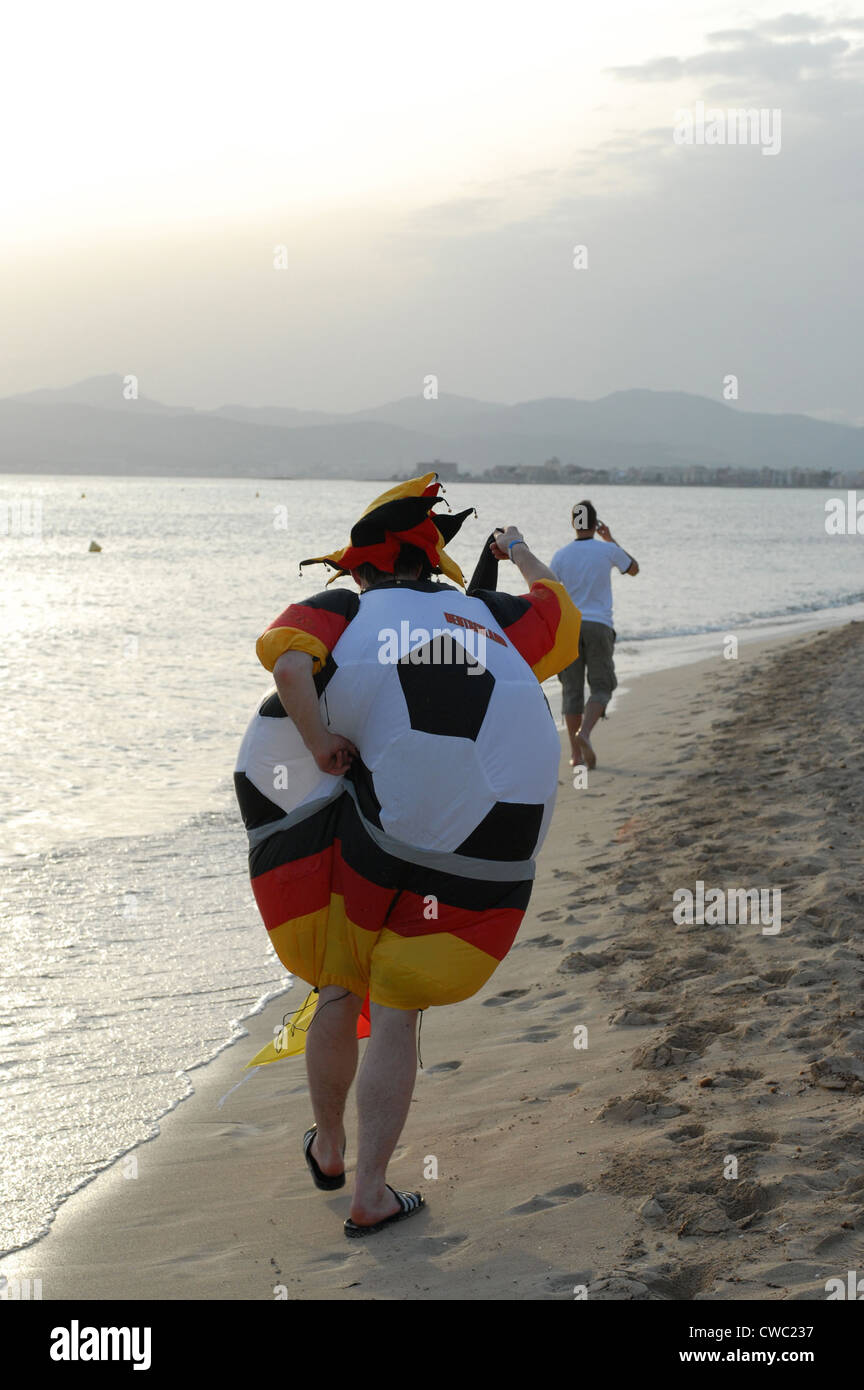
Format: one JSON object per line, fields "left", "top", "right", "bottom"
{"left": 5, "top": 622, "right": 864, "bottom": 1302}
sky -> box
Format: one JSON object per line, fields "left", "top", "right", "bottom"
{"left": 2, "top": 1, "right": 862, "bottom": 421}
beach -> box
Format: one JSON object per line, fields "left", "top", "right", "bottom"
{"left": 5, "top": 619, "right": 863, "bottom": 1302}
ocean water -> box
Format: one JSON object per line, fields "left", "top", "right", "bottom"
{"left": 1, "top": 474, "right": 862, "bottom": 1255}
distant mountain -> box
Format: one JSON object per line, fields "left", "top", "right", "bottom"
{"left": 8, "top": 374, "right": 192, "bottom": 415}
{"left": 345, "top": 393, "right": 504, "bottom": 431}
{"left": 0, "top": 376, "right": 861, "bottom": 477}
{"left": 212, "top": 403, "right": 336, "bottom": 429}
{"left": 0, "top": 401, "right": 434, "bottom": 477}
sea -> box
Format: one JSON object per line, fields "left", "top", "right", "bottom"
{"left": 1, "top": 474, "right": 863, "bottom": 1256}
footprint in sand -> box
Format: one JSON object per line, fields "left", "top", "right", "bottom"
{"left": 514, "top": 1028, "right": 558, "bottom": 1043}
{"left": 530, "top": 933, "right": 564, "bottom": 948}
{"left": 537, "top": 909, "right": 563, "bottom": 921}
{"left": 545, "top": 1271, "right": 594, "bottom": 1296}
{"left": 509, "top": 1182, "right": 586, "bottom": 1215}
{"left": 423, "top": 1060, "right": 462, "bottom": 1074}
{"left": 483, "top": 989, "right": 531, "bottom": 1006}
{"left": 726, "top": 1128, "right": 777, "bottom": 1147}
{"left": 665, "top": 1123, "right": 705, "bottom": 1142}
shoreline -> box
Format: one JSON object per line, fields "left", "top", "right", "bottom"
{"left": 6, "top": 618, "right": 859, "bottom": 1299}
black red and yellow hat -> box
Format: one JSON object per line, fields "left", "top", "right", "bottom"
{"left": 301, "top": 473, "right": 474, "bottom": 588}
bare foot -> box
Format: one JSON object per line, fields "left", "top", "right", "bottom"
{"left": 310, "top": 1130, "right": 345, "bottom": 1178}
{"left": 349, "top": 1186, "right": 402, "bottom": 1227}
{"left": 576, "top": 733, "right": 597, "bottom": 769}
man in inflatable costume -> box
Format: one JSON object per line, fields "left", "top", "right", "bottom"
{"left": 235, "top": 474, "right": 581, "bottom": 1235}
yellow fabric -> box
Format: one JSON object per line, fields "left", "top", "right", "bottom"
{"left": 529, "top": 579, "right": 582, "bottom": 683}
{"left": 256, "top": 626, "right": 329, "bottom": 675}
{"left": 371, "top": 927, "right": 500, "bottom": 1008}
{"left": 434, "top": 544, "right": 465, "bottom": 588}
{"left": 267, "top": 895, "right": 374, "bottom": 1002}
{"left": 265, "top": 893, "right": 499, "bottom": 1012}
{"left": 356, "top": 473, "right": 438, "bottom": 521}
{"left": 245, "top": 990, "right": 318, "bottom": 1066}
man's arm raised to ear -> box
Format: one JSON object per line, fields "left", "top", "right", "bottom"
{"left": 595, "top": 520, "right": 639, "bottom": 575}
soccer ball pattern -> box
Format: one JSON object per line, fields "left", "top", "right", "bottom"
{"left": 236, "top": 583, "right": 562, "bottom": 866}
{"left": 319, "top": 586, "right": 561, "bottom": 860}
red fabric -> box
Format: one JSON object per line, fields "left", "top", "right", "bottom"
{"left": 262, "top": 602, "right": 351, "bottom": 654}
{"left": 254, "top": 848, "right": 524, "bottom": 963}
{"left": 502, "top": 582, "right": 563, "bottom": 670}
{"left": 252, "top": 847, "right": 333, "bottom": 930}
{"left": 358, "top": 996, "right": 371, "bottom": 1038}
{"left": 384, "top": 889, "right": 522, "bottom": 962}
{"left": 337, "top": 516, "right": 443, "bottom": 575}
{"left": 332, "top": 853, "right": 398, "bottom": 932}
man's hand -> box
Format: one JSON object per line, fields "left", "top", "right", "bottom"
{"left": 309, "top": 730, "right": 358, "bottom": 776}
{"left": 490, "top": 526, "right": 525, "bottom": 561}
{"left": 489, "top": 528, "right": 559, "bottom": 585}
{"left": 273, "top": 652, "right": 359, "bottom": 774}
{"left": 594, "top": 519, "right": 639, "bottom": 574}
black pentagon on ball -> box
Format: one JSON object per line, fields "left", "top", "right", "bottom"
{"left": 258, "top": 691, "right": 288, "bottom": 718}
{"left": 233, "top": 771, "right": 286, "bottom": 831}
{"left": 455, "top": 800, "right": 544, "bottom": 860}
{"left": 396, "top": 632, "right": 495, "bottom": 741}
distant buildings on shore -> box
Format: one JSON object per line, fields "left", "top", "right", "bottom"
{"left": 392, "top": 457, "right": 863, "bottom": 488}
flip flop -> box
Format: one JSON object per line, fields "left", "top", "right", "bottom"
{"left": 303, "top": 1124, "right": 346, "bottom": 1191}
{"left": 343, "top": 1186, "right": 425, "bottom": 1238}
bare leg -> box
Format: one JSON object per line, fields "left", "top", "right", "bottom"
{"left": 305, "top": 985, "right": 364, "bottom": 1177}
{"left": 564, "top": 713, "right": 584, "bottom": 765}
{"left": 579, "top": 698, "right": 605, "bottom": 744}
{"left": 350, "top": 1001, "right": 419, "bottom": 1224}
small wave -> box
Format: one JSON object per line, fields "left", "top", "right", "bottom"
{"left": 616, "top": 590, "right": 864, "bottom": 643}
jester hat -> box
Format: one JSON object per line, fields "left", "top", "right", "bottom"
{"left": 301, "top": 473, "right": 475, "bottom": 588}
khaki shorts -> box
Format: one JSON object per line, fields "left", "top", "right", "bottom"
{"left": 557, "top": 620, "right": 617, "bottom": 715}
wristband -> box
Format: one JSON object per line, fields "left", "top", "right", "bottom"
{"left": 506, "top": 538, "right": 526, "bottom": 555}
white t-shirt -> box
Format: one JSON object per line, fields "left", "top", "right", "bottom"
{"left": 550, "top": 537, "right": 632, "bottom": 630}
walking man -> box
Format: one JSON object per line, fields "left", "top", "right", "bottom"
{"left": 550, "top": 499, "right": 638, "bottom": 769}
{"left": 235, "top": 475, "right": 580, "bottom": 1236}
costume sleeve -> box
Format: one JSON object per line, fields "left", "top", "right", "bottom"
{"left": 473, "top": 579, "right": 581, "bottom": 682}
{"left": 466, "top": 533, "right": 501, "bottom": 595}
{"left": 256, "top": 588, "right": 360, "bottom": 674}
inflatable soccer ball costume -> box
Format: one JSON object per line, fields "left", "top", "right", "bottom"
{"left": 235, "top": 475, "right": 581, "bottom": 1016}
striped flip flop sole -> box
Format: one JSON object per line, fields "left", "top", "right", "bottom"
{"left": 344, "top": 1186, "right": 425, "bottom": 1238}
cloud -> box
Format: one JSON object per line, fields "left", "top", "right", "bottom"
{"left": 609, "top": 14, "right": 863, "bottom": 86}
{"left": 754, "top": 13, "right": 864, "bottom": 38}
{"left": 384, "top": 14, "right": 863, "bottom": 419}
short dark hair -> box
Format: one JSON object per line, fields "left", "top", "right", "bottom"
{"left": 354, "top": 541, "right": 432, "bottom": 588}
{"left": 572, "top": 499, "right": 597, "bottom": 531}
